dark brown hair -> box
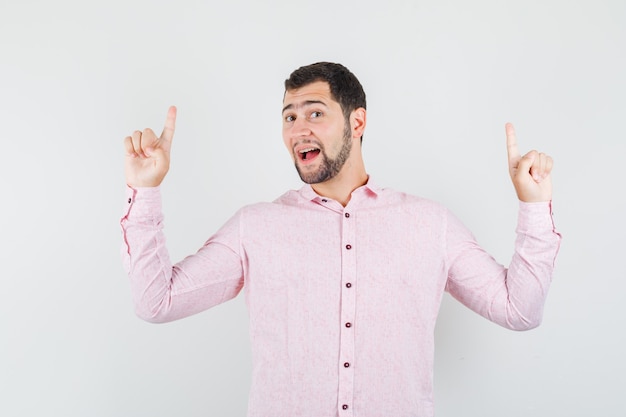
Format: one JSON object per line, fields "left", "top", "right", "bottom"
{"left": 284, "top": 62, "right": 367, "bottom": 123}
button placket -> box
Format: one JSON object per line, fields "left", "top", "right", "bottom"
{"left": 337, "top": 209, "right": 356, "bottom": 415}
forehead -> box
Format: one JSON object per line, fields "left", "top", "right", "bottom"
{"left": 283, "top": 81, "right": 337, "bottom": 109}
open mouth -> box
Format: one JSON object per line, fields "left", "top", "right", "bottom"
{"left": 298, "top": 147, "right": 321, "bottom": 161}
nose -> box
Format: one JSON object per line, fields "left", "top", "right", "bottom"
{"left": 289, "top": 116, "right": 312, "bottom": 139}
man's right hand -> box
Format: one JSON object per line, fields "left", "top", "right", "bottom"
{"left": 124, "top": 106, "right": 177, "bottom": 188}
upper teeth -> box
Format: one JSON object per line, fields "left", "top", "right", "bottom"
{"left": 299, "top": 148, "right": 317, "bottom": 153}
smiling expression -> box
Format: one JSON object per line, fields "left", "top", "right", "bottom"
{"left": 282, "top": 81, "right": 354, "bottom": 184}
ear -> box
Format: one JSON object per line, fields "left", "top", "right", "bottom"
{"left": 351, "top": 108, "right": 367, "bottom": 140}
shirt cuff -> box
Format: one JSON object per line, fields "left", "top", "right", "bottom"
{"left": 122, "top": 185, "right": 163, "bottom": 221}
{"left": 517, "top": 200, "right": 558, "bottom": 233}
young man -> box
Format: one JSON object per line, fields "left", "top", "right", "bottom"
{"left": 121, "top": 62, "right": 561, "bottom": 417}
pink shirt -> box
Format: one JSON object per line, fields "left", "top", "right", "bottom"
{"left": 120, "top": 179, "right": 561, "bottom": 417}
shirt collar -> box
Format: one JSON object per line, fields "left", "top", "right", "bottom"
{"left": 297, "top": 176, "right": 381, "bottom": 205}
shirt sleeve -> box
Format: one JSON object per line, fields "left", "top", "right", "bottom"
{"left": 444, "top": 201, "right": 562, "bottom": 330}
{"left": 120, "top": 186, "right": 244, "bottom": 323}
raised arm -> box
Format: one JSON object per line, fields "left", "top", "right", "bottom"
{"left": 120, "top": 107, "right": 244, "bottom": 323}
{"left": 446, "top": 123, "right": 561, "bottom": 330}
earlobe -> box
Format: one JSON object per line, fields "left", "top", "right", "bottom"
{"left": 351, "top": 108, "right": 367, "bottom": 138}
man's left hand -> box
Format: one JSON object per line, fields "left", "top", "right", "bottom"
{"left": 506, "top": 123, "right": 553, "bottom": 202}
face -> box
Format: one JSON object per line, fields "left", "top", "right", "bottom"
{"left": 282, "top": 81, "right": 353, "bottom": 184}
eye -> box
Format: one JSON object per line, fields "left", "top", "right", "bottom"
{"left": 284, "top": 114, "right": 296, "bottom": 122}
{"left": 309, "top": 111, "right": 322, "bottom": 119}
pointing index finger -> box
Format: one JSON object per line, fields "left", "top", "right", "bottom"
{"left": 505, "top": 122, "right": 520, "bottom": 167}
{"left": 160, "top": 105, "right": 177, "bottom": 142}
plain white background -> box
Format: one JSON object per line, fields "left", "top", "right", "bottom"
{"left": 1, "top": 0, "right": 624, "bottom": 416}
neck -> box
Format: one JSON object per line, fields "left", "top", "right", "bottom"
{"left": 311, "top": 159, "right": 368, "bottom": 206}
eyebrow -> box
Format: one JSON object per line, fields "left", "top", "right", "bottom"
{"left": 282, "top": 100, "right": 328, "bottom": 114}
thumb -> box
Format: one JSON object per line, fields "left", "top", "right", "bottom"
{"left": 144, "top": 146, "right": 170, "bottom": 170}
{"left": 515, "top": 151, "right": 537, "bottom": 178}
{"left": 144, "top": 146, "right": 169, "bottom": 164}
